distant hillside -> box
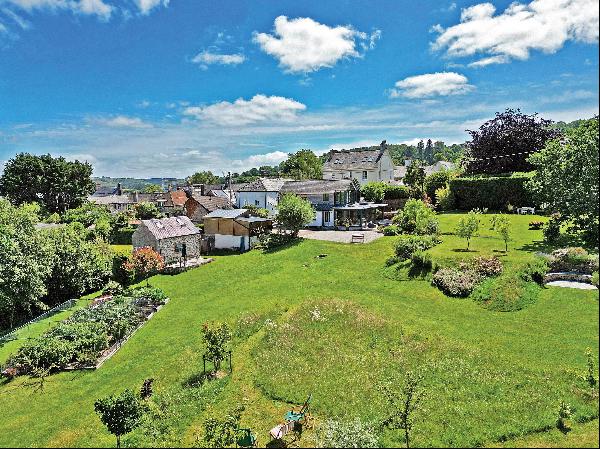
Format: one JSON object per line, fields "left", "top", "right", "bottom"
{"left": 93, "top": 176, "right": 185, "bottom": 192}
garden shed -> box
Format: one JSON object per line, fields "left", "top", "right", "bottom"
{"left": 132, "top": 215, "right": 201, "bottom": 263}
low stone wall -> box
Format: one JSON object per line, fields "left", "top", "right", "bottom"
{"left": 544, "top": 272, "right": 593, "bottom": 284}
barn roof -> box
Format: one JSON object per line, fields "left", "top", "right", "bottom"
{"left": 141, "top": 216, "right": 200, "bottom": 240}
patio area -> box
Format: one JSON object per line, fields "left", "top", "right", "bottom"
{"left": 298, "top": 229, "right": 384, "bottom": 244}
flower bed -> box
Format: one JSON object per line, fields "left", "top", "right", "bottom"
{"left": 4, "top": 286, "right": 168, "bottom": 377}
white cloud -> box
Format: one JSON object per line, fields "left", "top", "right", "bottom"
{"left": 253, "top": 15, "right": 380, "bottom": 73}
{"left": 468, "top": 55, "right": 510, "bottom": 67}
{"left": 95, "top": 115, "right": 151, "bottom": 128}
{"left": 390, "top": 72, "right": 474, "bottom": 98}
{"left": 183, "top": 94, "right": 306, "bottom": 126}
{"left": 432, "top": 0, "right": 599, "bottom": 65}
{"left": 241, "top": 151, "right": 288, "bottom": 167}
{"left": 132, "top": 0, "right": 169, "bottom": 15}
{"left": 6, "top": 0, "right": 113, "bottom": 20}
{"left": 191, "top": 50, "right": 246, "bottom": 69}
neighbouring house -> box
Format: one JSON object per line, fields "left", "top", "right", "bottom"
{"left": 91, "top": 182, "right": 123, "bottom": 197}
{"left": 236, "top": 178, "right": 291, "bottom": 215}
{"left": 279, "top": 179, "right": 358, "bottom": 228}
{"left": 88, "top": 194, "right": 134, "bottom": 213}
{"left": 210, "top": 188, "right": 238, "bottom": 205}
{"left": 203, "top": 209, "right": 272, "bottom": 251}
{"left": 132, "top": 215, "right": 201, "bottom": 263}
{"left": 322, "top": 140, "right": 395, "bottom": 185}
{"left": 185, "top": 195, "right": 233, "bottom": 223}
{"left": 128, "top": 190, "right": 188, "bottom": 216}
{"left": 393, "top": 160, "right": 456, "bottom": 183}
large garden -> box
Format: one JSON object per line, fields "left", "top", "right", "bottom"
{"left": 0, "top": 211, "right": 597, "bottom": 448}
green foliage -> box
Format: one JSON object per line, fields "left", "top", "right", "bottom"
{"left": 0, "top": 200, "right": 53, "bottom": 330}
{"left": 95, "top": 389, "right": 147, "bottom": 448}
{"left": 316, "top": 417, "right": 380, "bottom": 448}
{"left": 0, "top": 153, "right": 95, "bottom": 213}
{"left": 528, "top": 117, "right": 599, "bottom": 245}
{"left": 434, "top": 186, "right": 455, "bottom": 211}
{"left": 142, "top": 184, "right": 163, "bottom": 193}
{"left": 410, "top": 251, "right": 433, "bottom": 271}
{"left": 133, "top": 202, "right": 163, "bottom": 220}
{"left": 276, "top": 193, "right": 315, "bottom": 237}
{"left": 464, "top": 108, "right": 562, "bottom": 174}
{"left": 62, "top": 202, "right": 113, "bottom": 228}
{"left": 455, "top": 211, "right": 480, "bottom": 250}
{"left": 493, "top": 215, "right": 512, "bottom": 252}
{"left": 361, "top": 182, "right": 387, "bottom": 202}
{"left": 556, "top": 401, "right": 572, "bottom": 433}
{"left": 403, "top": 162, "right": 426, "bottom": 195}
{"left": 392, "top": 199, "right": 439, "bottom": 235}
{"left": 548, "top": 247, "right": 599, "bottom": 274}
{"left": 521, "top": 257, "right": 549, "bottom": 285}
{"left": 449, "top": 174, "right": 534, "bottom": 211}
{"left": 202, "top": 405, "right": 243, "bottom": 448}
{"left": 243, "top": 204, "right": 270, "bottom": 218}
{"left": 424, "top": 170, "right": 454, "bottom": 201}
{"left": 592, "top": 271, "right": 599, "bottom": 287}
{"left": 380, "top": 371, "right": 425, "bottom": 449}
{"left": 432, "top": 268, "right": 482, "bottom": 297}
{"left": 202, "top": 322, "right": 232, "bottom": 372}
{"left": 472, "top": 270, "right": 541, "bottom": 312}
{"left": 186, "top": 171, "right": 222, "bottom": 186}
{"left": 585, "top": 348, "right": 598, "bottom": 389}
{"left": 394, "top": 235, "right": 439, "bottom": 260}
{"left": 123, "top": 247, "right": 165, "bottom": 285}
{"left": 384, "top": 185, "right": 410, "bottom": 200}
{"left": 280, "top": 149, "right": 323, "bottom": 180}
{"left": 543, "top": 213, "right": 562, "bottom": 243}
{"left": 383, "top": 225, "right": 401, "bottom": 236}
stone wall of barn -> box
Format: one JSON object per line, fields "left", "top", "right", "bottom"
{"left": 132, "top": 224, "right": 202, "bottom": 263}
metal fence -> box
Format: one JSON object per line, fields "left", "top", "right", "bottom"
{"left": 0, "top": 298, "right": 78, "bottom": 342}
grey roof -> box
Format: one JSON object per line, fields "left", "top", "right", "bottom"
{"left": 393, "top": 166, "right": 407, "bottom": 179}
{"left": 323, "top": 147, "right": 385, "bottom": 171}
{"left": 237, "top": 216, "right": 273, "bottom": 223}
{"left": 204, "top": 209, "right": 248, "bottom": 219}
{"left": 88, "top": 194, "right": 133, "bottom": 205}
{"left": 280, "top": 179, "right": 354, "bottom": 195}
{"left": 237, "top": 178, "right": 292, "bottom": 192}
{"left": 189, "top": 195, "right": 232, "bottom": 212}
{"left": 141, "top": 216, "right": 200, "bottom": 240}
{"left": 424, "top": 161, "right": 455, "bottom": 176}
{"left": 333, "top": 202, "right": 387, "bottom": 210}
{"left": 210, "top": 189, "right": 237, "bottom": 202}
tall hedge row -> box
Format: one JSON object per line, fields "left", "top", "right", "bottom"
{"left": 449, "top": 175, "right": 535, "bottom": 211}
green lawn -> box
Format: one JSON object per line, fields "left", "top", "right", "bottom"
{"left": 0, "top": 214, "right": 597, "bottom": 448}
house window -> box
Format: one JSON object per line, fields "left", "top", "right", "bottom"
{"left": 323, "top": 211, "right": 331, "bottom": 223}
{"left": 331, "top": 173, "right": 336, "bottom": 179}
{"left": 322, "top": 193, "right": 329, "bottom": 202}
{"left": 255, "top": 200, "right": 260, "bottom": 206}
{"left": 362, "top": 171, "right": 368, "bottom": 180}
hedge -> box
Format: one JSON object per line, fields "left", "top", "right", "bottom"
{"left": 449, "top": 174, "right": 535, "bottom": 211}
{"left": 110, "top": 226, "right": 135, "bottom": 245}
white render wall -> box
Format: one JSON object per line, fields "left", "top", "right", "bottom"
{"left": 237, "top": 191, "right": 279, "bottom": 214}
{"left": 322, "top": 150, "right": 395, "bottom": 185}
{"left": 214, "top": 234, "right": 249, "bottom": 251}
{"left": 307, "top": 210, "right": 335, "bottom": 227}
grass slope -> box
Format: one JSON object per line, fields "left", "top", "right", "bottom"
{"left": 0, "top": 214, "right": 597, "bottom": 448}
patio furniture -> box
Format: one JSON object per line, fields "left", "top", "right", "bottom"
{"left": 351, "top": 233, "right": 365, "bottom": 243}
{"left": 284, "top": 394, "right": 312, "bottom": 423}
{"left": 236, "top": 428, "right": 257, "bottom": 448}
{"left": 269, "top": 420, "right": 295, "bottom": 440}
{"left": 517, "top": 207, "right": 535, "bottom": 215}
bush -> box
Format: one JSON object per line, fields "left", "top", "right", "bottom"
{"left": 548, "top": 247, "right": 599, "bottom": 274}
{"left": 470, "top": 256, "right": 503, "bottom": 277}
{"left": 592, "top": 271, "right": 599, "bottom": 287}
{"left": 385, "top": 255, "right": 401, "bottom": 266}
{"left": 435, "top": 186, "right": 455, "bottom": 211}
{"left": 472, "top": 270, "right": 541, "bottom": 311}
{"left": 316, "top": 417, "right": 380, "bottom": 448}
{"left": 384, "top": 185, "right": 410, "bottom": 200}
{"left": 110, "top": 226, "right": 135, "bottom": 245}
{"left": 432, "top": 268, "right": 482, "bottom": 297}
{"left": 521, "top": 257, "right": 549, "bottom": 284}
{"left": 394, "top": 235, "right": 439, "bottom": 261}
{"left": 254, "top": 232, "right": 291, "bottom": 251}
{"left": 383, "top": 225, "right": 401, "bottom": 236}
{"left": 411, "top": 251, "right": 433, "bottom": 271}
{"left": 424, "top": 170, "right": 454, "bottom": 201}
{"left": 392, "top": 199, "right": 439, "bottom": 235}
{"left": 276, "top": 194, "right": 315, "bottom": 237}
{"left": 102, "top": 280, "right": 123, "bottom": 296}
{"left": 361, "top": 182, "right": 387, "bottom": 202}
{"left": 543, "top": 213, "right": 562, "bottom": 243}
{"left": 528, "top": 221, "right": 544, "bottom": 230}
{"left": 448, "top": 174, "right": 534, "bottom": 211}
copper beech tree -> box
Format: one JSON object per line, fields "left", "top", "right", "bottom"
{"left": 123, "top": 247, "right": 165, "bottom": 285}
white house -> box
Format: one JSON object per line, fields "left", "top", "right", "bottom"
{"left": 236, "top": 178, "right": 291, "bottom": 215}
{"left": 322, "top": 140, "right": 395, "bottom": 185}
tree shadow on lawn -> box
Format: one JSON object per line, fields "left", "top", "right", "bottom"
{"left": 452, "top": 249, "right": 479, "bottom": 253}
{"left": 518, "top": 234, "right": 596, "bottom": 254}
{"left": 260, "top": 236, "right": 304, "bottom": 254}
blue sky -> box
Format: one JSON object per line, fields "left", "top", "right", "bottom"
{"left": 0, "top": 0, "right": 598, "bottom": 177}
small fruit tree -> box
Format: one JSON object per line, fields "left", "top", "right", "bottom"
{"left": 95, "top": 389, "right": 147, "bottom": 448}
{"left": 202, "top": 322, "right": 232, "bottom": 374}
{"left": 123, "top": 247, "right": 165, "bottom": 285}
{"left": 456, "top": 211, "right": 480, "bottom": 251}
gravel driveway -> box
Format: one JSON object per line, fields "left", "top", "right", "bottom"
{"left": 297, "top": 229, "right": 384, "bottom": 244}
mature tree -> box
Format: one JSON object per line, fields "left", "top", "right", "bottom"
{"left": 142, "top": 184, "right": 163, "bottom": 194}
{"left": 424, "top": 170, "right": 455, "bottom": 202}
{"left": 424, "top": 139, "right": 434, "bottom": 164}
{"left": 123, "top": 247, "right": 165, "bottom": 285}
{"left": 463, "top": 109, "right": 562, "bottom": 174}
{"left": 0, "top": 200, "right": 52, "bottom": 330}
{"left": 95, "top": 389, "right": 147, "bottom": 448}
{"left": 527, "top": 117, "right": 599, "bottom": 244}
{"left": 0, "top": 153, "right": 95, "bottom": 213}
{"left": 416, "top": 140, "right": 425, "bottom": 161}
{"left": 186, "top": 171, "right": 222, "bottom": 185}
{"left": 275, "top": 194, "right": 315, "bottom": 237}
{"left": 456, "top": 211, "right": 480, "bottom": 250}
{"left": 133, "top": 202, "right": 163, "bottom": 220}
{"left": 403, "top": 161, "right": 426, "bottom": 197}
{"left": 280, "top": 149, "right": 323, "bottom": 180}
{"left": 43, "top": 224, "right": 112, "bottom": 304}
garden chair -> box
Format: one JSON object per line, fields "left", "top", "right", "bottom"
{"left": 236, "top": 428, "right": 257, "bottom": 448}
{"left": 283, "top": 394, "right": 312, "bottom": 424}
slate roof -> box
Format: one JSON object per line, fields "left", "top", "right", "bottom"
{"left": 323, "top": 148, "right": 385, "bottom": 171}
{"left": 190, "top": 195, "right": 232, "bottom": 212}
{"left": 280, "top": 179, "right": 354, "bottom": 195}
{"left": 204, "top": 209, "right": 248, "bottom": 219}
{"left": 237, "top": 178, "right": 292, "bottom": 192}
{"left": 88, "top": 194, "right": 133, "bottom": 205}
{"left": 141, "top": 216, "right": 200, "bottom": 240}
{"left": 210, "top": 189, "right": 237, "bottom": 202}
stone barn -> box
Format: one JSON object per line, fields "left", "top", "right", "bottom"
{"left": 132, "top": 216, "right": 201, "bottom": 264}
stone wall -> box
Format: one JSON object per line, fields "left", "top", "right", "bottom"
{"left": 132, "top": 225, "right": 201, "bottom": 263}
